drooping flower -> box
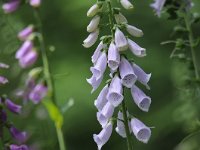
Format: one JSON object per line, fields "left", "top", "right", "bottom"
{"left": 2, "top": 0, "right": 20, "bottom": 13}
{"left": 16, "top": 41, "right": 33, "bottom": 59}
{"left": 126, "top": 25, "right": 144, "bottom": 37}
{"left": 87, "top": 75, "right": 103, "bottom": 93}
{"left": 115, "top": 28, "right": 128, "bottom": 51}
{"left": 131, "top": 118, "right": 151, "bottom": 143}
{"left": 119, "top": 57, "right": 137, "bottom": 88}
{"left": 0, "top": 76, "right": 8, "bottom": 85}
{"left": 87, "top": 15, "right": 101, "bottom": 33}
{"left": 115, "top": 111, "right": 132, "bottom": 138}
{"left": 83, "top": 29, "right": 99, "bottom": 48}
{"left": 131, "top": 85, "right": 151, "bottom": 112}
{"left": 150, "top": 0, "right": 166, "bottom": 17}
{"left": 18, "top": 25, "right": 34, "bottom": 41}
{"left": 94, "top": 84, "right": 109, "bottom": 111}
{"left": 87, "top": 4, "right": 101, "bottom": 17}
{"left": 108, "top": 42, "right": 120, "bottom": 71}
{"left": 10, "top": 126, "right": 27, "bottom": 143}
{"left": 29, "top": 0, "right": 41, "bottom": 7}
{"left": 93, "top": 122, "right": 113, "bottom": 150}
{"left": 10, "top": 144, "right": 29, "bottom": 150}
{"left": 114, "top": 12, "right": 128, "bottom": 24}
{"left": 5, "top": 99, "right": 22, "bottom": 114}
{"left": 128, "top": 39, "right": 146, "bottom": 57}
{"left": 90, "top": 51, "right": 107, "bottom": 80}
{"left": 120, "top": 0, "right": 134, "bottom": 10}
{"left": 91, "top": 41, "right": 106, "bottom": 64}
{"left": 107, "top": 75, "right": 124, "bottom": 107}
{"left": 19, "top": 50, "right": 38, "bottom": 68}
{"left": 132, "top": 63, "right": 151, "bottom": 89}
{"left": 29, "top": 83, "right": 48, "bottom": 104}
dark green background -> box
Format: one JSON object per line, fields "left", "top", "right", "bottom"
{"left": 0, "top": 0, "right": 200, "bottom": 150}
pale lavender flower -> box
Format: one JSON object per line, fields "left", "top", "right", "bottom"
{"left": 10, "top": 144, "right": 29, "bottom": 150}
{"left": 115, "top": 28, "right": 128, "bottom": 51}
{"left": 114, "top": 12, "right": 128, "bottom": 24}
{"left": 83, "top": 29, "right": 99, "bottom": 48}
{"left": 10, "top": 126, "right": 27, "bottom": 143}
{"left": 0, "top": 76, "right": 8, "bottom": 85}
{"left": 92, "top": 41, "right": 106, "bottom": 64}
{"left": 16, "top": 41, "right": 33, "bottom": 59}
{"left": 29, "top": 0, "right": 41, "bottom": 7}
{"left": 108, "top": 42, "right": 120, "bottom": 71}
{"left": 97, "top": 112, "right": 108, "bottom": 128}
{"left": 18, "top": 25, "right": 34, "bottom": 41}
{"left": 0, "top": 63, "right": 9, "bottom": 69}
{"left": 93, "top": 122, "right": 113, "bottom": 150}
{"left": 120, "top": 0, "right": 134, "bottom": 10}
{"left": 19, "top": 50, "right": 38, "bottom": 68}
{"left": 132, "top": 63, "right": 151, "bottom": 89}
{"left": 126, "top": 25, "right": 144, "bottom": 37}
{"left": 29, "top": 83, "right": 48, "bottom": 104}
{"left": 2, "top": 0, "right": 20, "bottom": 13}
{"left": 128, "top": 39, "right": 146, "bottom": 57}
{"left": 94, "top": 85, "right": 109, "bottom": 111}
{"left": 107, "top": 75, "right": 124, "bottom": 107}
{"left": 115, "top": 111, "right": 132, "bottom": 138}
{"left": 131, "top": 85, "right": 151, "bottom": 112}
{"left": 87, "top": 15, "right": 101, "bottom": 33}
{"left": 90, "top": 51, "right": 107, "bottom": 80}
{"left": 150, "top": 0, "right": 166, "bottom": 17}
{"left": 119, "top": 57, "right": 137, "bottom": 88}
{"left": 5, "top": 99, "right": 22, "bottom": 114}
{"left": 131, "top": 118, "right": 151, "bottom": 143}
{"left": 87, "top": 4, "right": 101, "bottom": 17}
{"left": 87, "top": 75, "right": 103, "bottom": 93}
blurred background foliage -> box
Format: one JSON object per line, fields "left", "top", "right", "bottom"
{"left": 0, "top": 0, "right": 200, "bottom": 150}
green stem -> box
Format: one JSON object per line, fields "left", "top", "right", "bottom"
{"left": 121, "top": 100, "right": 133, "bottom": 150}
{"left": 107, "top": 0, "right": 114, "bottom": 38}
{"left": 33, "top": 8, "right": 66, "bottom": 150}
{"left": 184, "top": 14, "right": 200, "bottom": 80}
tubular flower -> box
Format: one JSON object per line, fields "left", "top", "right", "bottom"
{"left": 84, "top": 0, "right": 153, "bottom": 149}
{"left": 29, "top": 0, "right": 41, "bottom": 7}
{"left": 5, "top": 99, "right": 22, "bottom": 114}
{"left": 10, "top": 126, "right": 28, "bottom": 143}
{"left": 150, "top": 0, "right": 166, "bottom": 17}
{"left": 2, "top": 0, "right": 20, "bottom": 13}
{"left": 18, "top": 25, "right": 34, "bottom": 41}
{"left": 10, "top": 144, "right": 29, "bottom": 150}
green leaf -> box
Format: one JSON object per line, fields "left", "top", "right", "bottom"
{"left": 43, "top": 100, "right": 64, "bottom": 129}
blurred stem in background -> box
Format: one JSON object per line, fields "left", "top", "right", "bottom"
{"left": 33, "top": 8, "right": 66, "bottom": 150}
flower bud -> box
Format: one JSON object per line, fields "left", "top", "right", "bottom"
{"left": 87, "top": 4, "right": 101, "bottom": 17}
{"left": 120, "top": 0, "right": 134, "bottom": 10}
{"left": 126, "top": 25, "right": 143, "bottom": 37}
{"left": 87, "top": 15, "right": 101, "bottom": 32}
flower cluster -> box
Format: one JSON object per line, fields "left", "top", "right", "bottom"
{"left": 84, "top": 0, "right": 152, "bottom": 149}
{"left": 0, "top": 64, "right": 28, "bottom": 149}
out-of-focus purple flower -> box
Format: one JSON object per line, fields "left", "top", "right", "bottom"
{"left": 19, "top": 50, "right": 38, "bottom": 68}
{"left": 119, "top": 57, "right": 137, "bottom": 88}
{"left": 5, "top": 99, "right": 22, "bottom": 114}
{"left": 10, "top": 144, "right": 29, "bottom": 150}
{"left": 92, "top": 41, "right": 106, "bottom": 64}
{"left": 83, "top": 29, "right": 99, "bottom": 48}
{"left": 131, "top": 118, "right": 151, "bottom": 143}
{"left": 10, "top": 127, "right": 27, "bottom": 143}
{"left": 150, "top": 0, "right": 166, "bottom": 17}
{"left": 2, "top": 0, "right": 20, "bottom": 14}
{"left": 0, "top": 110, "right": 7, "bottom": 122}
{"left": 131, "top": 85, "right": 151, "bottom": 112}
{"left": 94, "top": 85, "right": 109, "bottom": 111}
{"left": 93, "top": 122, "right": 113, "bottom": 150}
{"left": 29, "top": 0, "right": 41, "bottom": 7}
{"left": 107, "top": 75, "right": 124, "bottom": 107}
{"left": 29, "top": 83, "right": 48, "bottom": 104}
{"left": 0, "top": 63, "right": 9, "bottom": 69}
{"left": 18, "top": 25, "right": 34, "bottom": 41}
{"left": 0, "top": 76, "right": 8, "bottom": 85}
{"left": 128, "top": 39, "right": 146, "bottom": 57}
{"left": 115, "top": 28, "right": 128, "bottom": 51}
{"left": 115, "top": 111, "right": 132, "bottom": 138}
{"left": 87, "top": 15, "right": 101, "bottom": 33}
{"left": 16, "top": 41, "right": 33, "bottom": 59}
{"left": 108, "top": 42, "right": 120, "bottom": 71}
{"left": 90, "top": 51, "right": 107, "bottom": 80}
{"left": 132, "top": 63, "right": 151, "bottom": 89}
